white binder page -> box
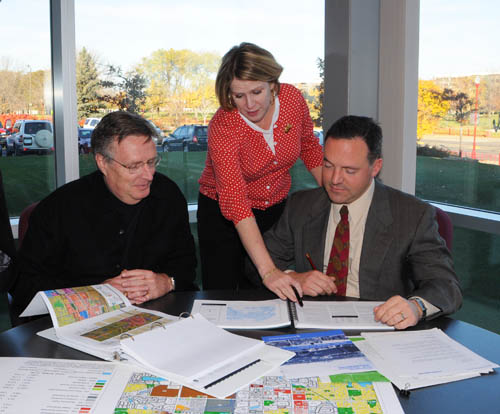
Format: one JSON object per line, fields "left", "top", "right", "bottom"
{"left": 294, "top": 301, "right": 392, "bottom": 330}
{"left": 191, "top": 299, "right": 290, "bottom": 329}
{"left": 120, "top": 314, "right": 263, "bottom": 380}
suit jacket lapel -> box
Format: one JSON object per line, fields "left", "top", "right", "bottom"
{"left": 359, "top": 181, "right": 394, "bottom": 298}
{"left": 301, "top": 189, "right": 330, "bottom": 272}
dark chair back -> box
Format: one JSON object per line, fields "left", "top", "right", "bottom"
{"left": 0, "top": 170, "right": 15, "bottom": 292}
{"left": 435, "top": 207, "right": 453, "bottom": 251}
{"left": 18, "top": 202, "right": 39, "bottom": 248}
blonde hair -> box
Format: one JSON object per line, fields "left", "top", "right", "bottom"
{"left": 215, "top": 42, "right": 283, "bottom": 110}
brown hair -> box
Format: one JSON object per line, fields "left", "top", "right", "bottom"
{"left": 215, "top": 42, "right": 283, "bottom": 110}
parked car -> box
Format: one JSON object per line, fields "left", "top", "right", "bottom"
{"left": 78, "top": 128, "right": 93, "bottom": 154}
{"left": 147, "top": 120, "right": 164, "bottom": 145}
{"left": 6, "top": 120, "right": 54, "bottom": 156}
{"left": 83, "top": 117, "right": 101, "bottom": 129}
{"left": 161, "top": 124, "right": 208, "bottom": 152}
{"left": 0, "top": 121, "right": 8, "bottom": 153}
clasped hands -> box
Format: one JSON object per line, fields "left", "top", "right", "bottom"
{"left": 104, "top": 269, "right": 174, "bottom": 305}
{"left": 264, "top": 269, "right": 422, "bottom": 329}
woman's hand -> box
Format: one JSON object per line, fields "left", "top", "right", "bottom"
{"left": 262, "top": 269, "right": 303, "bottom": 302}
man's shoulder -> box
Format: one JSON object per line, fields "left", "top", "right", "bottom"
{"left": 40, "top": 172, "right": 98, "bottom": 205}
{"left": 288, "top": 187, "right": 328, "bottom": 208}
{"left": 377, "top": 181, "right": 430, "bottom": 209}
{"left": 150, "top": 172, "right": 186, "bottom": 201}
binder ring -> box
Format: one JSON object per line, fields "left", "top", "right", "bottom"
{"left": 113, "top": 351, "right": 127, "bottom": 361}
{"left": 179, "top": 312, "right": 193, "bottom": 319}
{"left": 119, "top": 333, "right": 135, "bottom": 341}
{"left": 150, "top": 321, "right": 166, "bottom": 330}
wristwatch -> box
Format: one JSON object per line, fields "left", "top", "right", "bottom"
{"left": 170, "top": 277, "right": 176, "bottom": 291}
{"left": 410, "top": 297, "right": 427, "bottom": 319}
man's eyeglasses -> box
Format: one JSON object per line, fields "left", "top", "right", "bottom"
{"left": 103, "top": 154, "right": 161, "bottom": 174}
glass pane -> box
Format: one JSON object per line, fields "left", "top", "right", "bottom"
{"left": 451, "top": 226, "right": 500, "bottom": 335}
{"left": 418, "top": 1, "right": 500, "bottom": 213}
{"left": 75, "top": 0, "right": 324, "bottom": 203}
{"left": 0, "top": 0, "right": 55, "bottom": 217}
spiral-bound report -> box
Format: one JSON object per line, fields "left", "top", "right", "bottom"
{"left": 191, "top": 299, "right": 393, "bottom": 331}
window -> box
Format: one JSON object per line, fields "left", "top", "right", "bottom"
{"left": 74, "top": 0, "right": 324, "bottom": 204}
{"left": 419, "top": 0, "right": 500, "bottom": 334}
{"left": 417, "top": 0, "right": 500, "bottom": 214}
{"left": 0, "top": 0, "right": 55, "bottom": 217}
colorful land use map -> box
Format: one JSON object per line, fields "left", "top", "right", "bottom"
{"left": 114, "top": 373, "right": 387, "bottom": 414}
{"left": 45, "top": 286, "right": 124, "bottom": 327}
{"left": 82, "top": 311, "right": 164, "bottom": 342}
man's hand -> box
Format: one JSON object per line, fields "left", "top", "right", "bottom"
{"left": 288, "top": 271, "right": 337, "bottom": 297}
{"left": 262, "top": 269, "right": 304, "bottom": 303}
{"left": 104, "top": 269, "right": 174, "bottom": 304}
{"left": 373, "top": 295, "right": 422, "bottom": 329}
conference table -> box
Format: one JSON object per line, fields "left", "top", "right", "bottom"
{"left": 1, "top": 289, "right": 499, "bottom": 413}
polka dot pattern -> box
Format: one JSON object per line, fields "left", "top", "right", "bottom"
{"left": 198, "top": 83, "right": 323, "bottom": 224}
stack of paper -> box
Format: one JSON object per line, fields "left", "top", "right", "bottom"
{"left": 120, "top": 314, "right": 295, "bottom": 398}
{"left": 20, "top": 284, "right": 295, "bottom": 398}
{"left": 355, "top": 328, "right": 499, "bottom": 390}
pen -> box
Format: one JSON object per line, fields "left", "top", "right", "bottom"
{"left": 331, "top": 315, "right": 358, "bottom": 318}
{"left": 291, "top": 285, "right": 303, "bottom": 307}
{"left": 305, "top": 253, "right": 317, "bottom": 270}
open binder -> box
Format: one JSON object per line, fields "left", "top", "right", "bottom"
{"left": 191, "top": 298, "right": 394, "bottom": 330}
{"left": 21, "top": 284, "right": 294, "bottom": 398}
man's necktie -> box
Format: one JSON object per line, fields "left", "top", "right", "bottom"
{"left": 326, "top": 205, "right": 349, "bottom": 296}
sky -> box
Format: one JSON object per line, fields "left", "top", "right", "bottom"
{"left": 0, "top": 0, "right": 498, "bottom": 82}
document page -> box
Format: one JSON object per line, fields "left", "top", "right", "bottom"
{"left": 112, "top": 371, "right": 404, "bottom": 414}
{"left": 294, "top": 301, "right": 392, "bottom": 330}
{"left": 120, "top": 314, "right": 264, "bottom": 380}
{"left": 55, "top": 306, "right": 179, "bottom": 357}
{"left": 191, "top": 299, "right": 290, "bottom": 329}
{"left": 0, "top": 357, "right": 133, "bottom": 414}
{"left": 357, "top": 328, "right": 499, "bottom": 389}
{"left": 21, "top": 284, "right": 130, "bottom": 328}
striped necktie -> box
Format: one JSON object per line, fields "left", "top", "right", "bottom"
{"left": 326, "top": 205, "right": 349, "bottom": 296}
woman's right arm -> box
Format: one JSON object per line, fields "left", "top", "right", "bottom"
{"left": 235, "top": 216, "right": 303, "bottom": 302}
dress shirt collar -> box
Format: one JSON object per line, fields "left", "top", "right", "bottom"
{"left": 332, "top": 179, "right": 375, "bottom": 224}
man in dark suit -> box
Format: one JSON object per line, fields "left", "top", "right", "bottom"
{"left": 264, "top": 115, "right": 462, "bottom": 329}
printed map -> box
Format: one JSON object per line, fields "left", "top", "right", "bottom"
{"left": 45, "top": 286, "right": 124, "bottom": 327}
{"left": 114, "top": 373, "right": 385, "bottom": 414}
{"left": 226, "top": 305, "right": 279, "bottom": 323}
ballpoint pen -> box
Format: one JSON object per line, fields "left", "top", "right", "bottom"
{"left": 305, "top": 252, "right": 317, "bottom": 270}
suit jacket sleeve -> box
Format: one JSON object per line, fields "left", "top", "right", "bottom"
{"left": 405, "top": 204, "right": 462, "bottom": 317}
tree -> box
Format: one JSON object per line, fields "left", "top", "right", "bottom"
{"left": 417, "top": 80, "right": 449, "bottom": 139}
{"left": 443, "top": 88, "right": 473, "bottom": 157}
{"left": 76, "top": 47, "right": 103, "bottom": 119}
{"left": 313, "top": 57, "right": 324, "bottom": 128}
{"left": 101, "top": 65, "right": 147, "bottom": 113}
{"left": 138, "top": 49, "right": 219, "bottom": 121}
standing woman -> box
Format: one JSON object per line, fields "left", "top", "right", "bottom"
{"left": 198, "top": 42, "right": 323, "bottom": 301}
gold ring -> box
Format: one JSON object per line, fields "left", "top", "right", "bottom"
{"left": 400, "top": 312, "right": 406, "bottom": 321}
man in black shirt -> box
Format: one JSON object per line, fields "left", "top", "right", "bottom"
{"left": 10, "top": 111, "right": 197, "bottom": 318}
